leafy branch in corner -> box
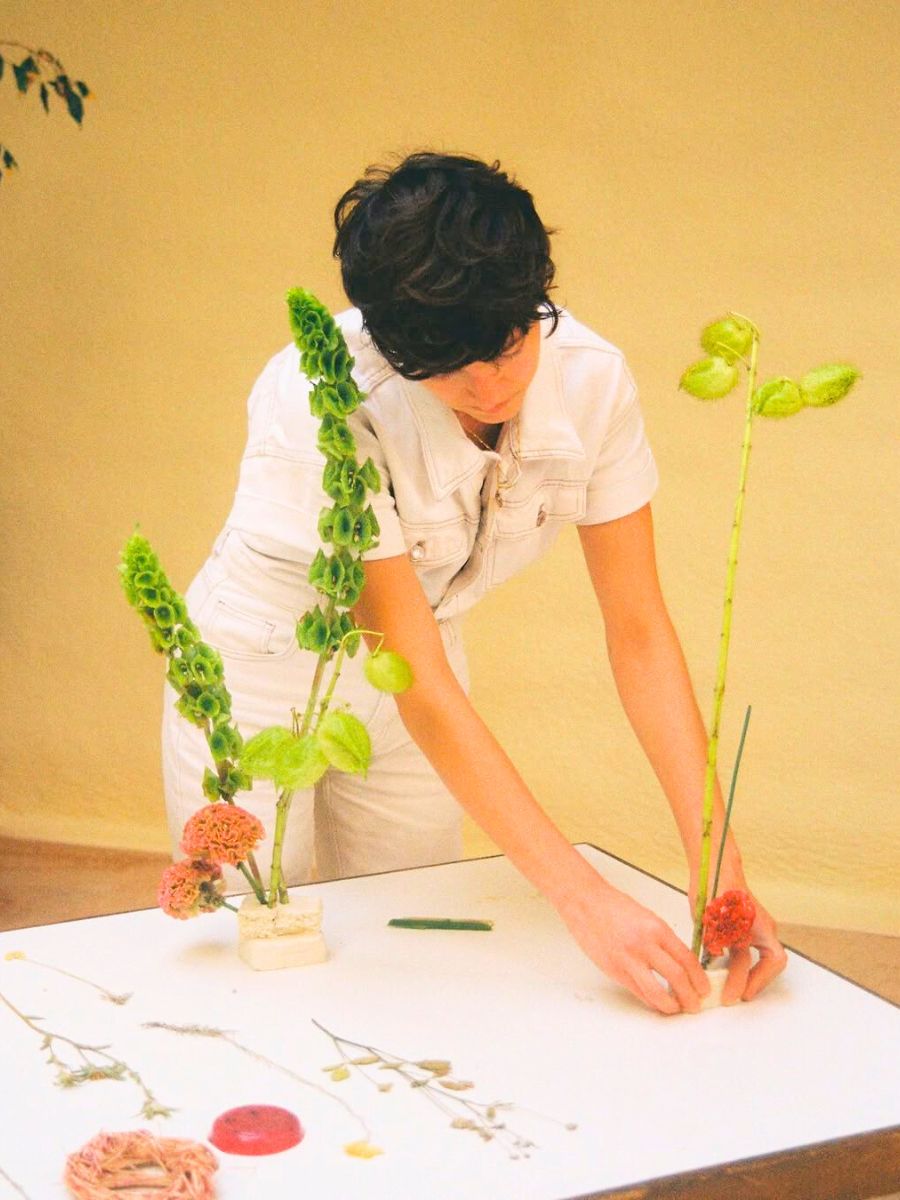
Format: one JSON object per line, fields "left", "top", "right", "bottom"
{"left": 0, "top": 40, "right": 91, "bottom": 184}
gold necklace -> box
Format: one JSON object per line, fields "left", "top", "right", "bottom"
{"left": 465, "top": 424, "right": 501, "bottom": 453}
{"left": 462, "top": 419, "right": 521, "bottom": 499}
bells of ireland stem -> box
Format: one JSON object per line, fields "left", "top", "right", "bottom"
{"left": 752, "top": 376, "right": 804, "bottom": 419}
{"left": 800, "top": 363, "right": 860, "bottom": 408}
{"left": 700, "top": 315, "right": 755, "bottom": 365}
{"left": 679, "top": 356, "right": 739, "bottom": 400}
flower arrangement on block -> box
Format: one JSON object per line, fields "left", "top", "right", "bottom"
{"left": 679, "top": 313, "right": 859, "bottom": 971}
{"left": 120, "top": 290, "right": 412, "bottom": 937}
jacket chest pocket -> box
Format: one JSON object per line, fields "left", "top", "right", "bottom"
{"left": 490, "top": 480, "right": 587, "bottom": 585}
{"left": 398, "top": 515, "right": 477, "bottom": 604}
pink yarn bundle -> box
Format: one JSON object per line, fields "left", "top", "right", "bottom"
{"left": 64, "top": 1130, "right": 218, "bottom": 1198}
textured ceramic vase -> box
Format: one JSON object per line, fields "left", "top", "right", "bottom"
{"left": 237, "top": 893, "right": 328, "bottom": 970}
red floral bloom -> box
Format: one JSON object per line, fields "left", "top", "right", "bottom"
{"left": 180, "top": 803, "right": 264, "bottom": 867}
{"left": 158, "top": 860, "right": 224, "bottom": 920}
{"left": 702, "top": 889, "right": 756, "bottom": 957}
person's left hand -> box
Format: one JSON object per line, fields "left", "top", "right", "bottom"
{"left": 689, "top": 875, "right": 787, "bottom": 1004}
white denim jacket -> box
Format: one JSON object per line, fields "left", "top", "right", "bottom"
{"left": 224, "top": 307, "right": 658, "bottom": 621}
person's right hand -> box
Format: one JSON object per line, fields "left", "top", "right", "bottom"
{"left": 558, "top": 875, "right": 710, "bottom": 1014}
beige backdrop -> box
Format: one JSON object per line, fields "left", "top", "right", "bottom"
{"left": 1, "top": 0, "right": 896, "bottom": 932}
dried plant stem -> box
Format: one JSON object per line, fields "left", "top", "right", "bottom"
{"left": 691, "top": 328, "right": 760, "bottom": 957}
{"left": 143, "top": 1021, "right": 372, "bottom": 1141}
{"left": 5, "top": 954, "right": 131, "bottom": 1005}
{"left": 0, "top": 1163, "right": 30, "bottom": 1199}
{"left": 312, "top": 1018, "right": 575, "bottom": 1158}
{"left": 0, "top": 989, "right": 171, "bottom": 1119}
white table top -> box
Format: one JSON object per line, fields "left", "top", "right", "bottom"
{"left": 1, "top": 845, "right": 898, "bottom": 1199}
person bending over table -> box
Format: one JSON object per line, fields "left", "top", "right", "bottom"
{"left": 163, "top": 151, "right": 786, "bottom": 1015}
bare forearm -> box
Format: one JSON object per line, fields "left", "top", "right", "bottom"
{"left": 606, "top": 614, "right": 745, "bottom": 884}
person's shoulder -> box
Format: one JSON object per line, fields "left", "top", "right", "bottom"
{"left": 548, "top": 308, "right": 628, "bottom": 368}
{"left": 337, "top": 308, "right": 396, "bottom": 393}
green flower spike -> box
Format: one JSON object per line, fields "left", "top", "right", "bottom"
{"left": 679, "top": 357, "right": 740, "bottom": 400}
{"left": 800, "top": 364, "right": 860, "bottom": 408}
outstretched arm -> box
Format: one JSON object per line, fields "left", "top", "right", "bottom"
{"left": 354, "top": 548, "right": 711, "bottom": 1014}
{"left": 578, "top": 502, "right": 787, "bottom": 1002}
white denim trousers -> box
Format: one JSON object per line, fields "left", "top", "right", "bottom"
{"left": 162, "top": 530, "right": 469, "bottom": 888}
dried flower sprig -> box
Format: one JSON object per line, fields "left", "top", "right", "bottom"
{"left": 680, "top": 313, "right": 860, "bottom": 957}
{"left": 312, "top": 1018, "right": 576, "bottom": 1160}
{"left": 0, "top": 1162, "right": 30, "bottom": 1199}
{"left": 4, "top": 950, "right": 131, "bottom": 1005}
{"left": 143, "top": 1020, "right": 376, "bottom": 1153}
{"left": 0, "top": 989, "right": 172, "bottom": 1119}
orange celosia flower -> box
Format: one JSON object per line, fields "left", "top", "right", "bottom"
{"left": 158, "top": 860, "right": 223, "bottom": 919}
{"left": 180, "top": 804, "right": 264, "bottom": 867}
{"left": 702, "top": 889, "right": 756, "bottom": 957}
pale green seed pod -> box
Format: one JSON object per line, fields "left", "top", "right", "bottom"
{"left": 316, "top": 711, "right": 372, "bottom": 775}
{"left": 699, "top": 316, "right": 754, "bottom": 365}
{"left": 275, "top": 734, "right": 329, "bottom": 790}
{"left": 799, "top": 364, "right": 860, "bottom": 408}
{"left": 752, "top": 377, "right": 803, "bottom": 419}
{"left": 239, "top": 725, "right": 295, "bottom": 780}
{"left": 679, "top": 357, "right": 739, "bottom": 400}
{"left": 364, "top": 649, "right": 414, "bottom": 693}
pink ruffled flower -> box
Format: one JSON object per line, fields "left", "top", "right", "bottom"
{"left": 702, "top": 889, "right": 756, "bottom": 957}
{"left": 158, "top": 860, "right": 224, "bottom": 920}
{"left": 180, "top": 803, "right": 265, "bottom": 867}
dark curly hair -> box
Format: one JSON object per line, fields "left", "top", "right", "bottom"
{"left": 333, "top": 152, "right": 560, "bottom": 379}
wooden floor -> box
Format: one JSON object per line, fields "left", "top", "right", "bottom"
{"left": 1, "top": 837, "right": 898, "bottom": 1007}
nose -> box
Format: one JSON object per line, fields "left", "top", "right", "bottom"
{"left": 463, "top": 360, "right": 501, "bottom": 400}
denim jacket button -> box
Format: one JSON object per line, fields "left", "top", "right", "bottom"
{"left": 409, "top": 542, "right": 426, "bottom": 562}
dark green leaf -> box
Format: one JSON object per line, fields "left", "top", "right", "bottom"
{"left": 14, "top": 57, "right": 39, "bottom": 94}
{"left": 2, "top": 148, "right": 16, "bottom": 170}
{"left": 0, "top": 55, "right": 5, "bottom": 81}
{"left": 75, "top": 80, "right": 90, "bottom": 97}
{"left": 65, "top": 87, "right": 84, "bottom": 125}
{"left": 40, "top": 83, "right": 49, "bottom": 112}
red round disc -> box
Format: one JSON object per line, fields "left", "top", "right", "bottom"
{"left": 209, "top": 1104, "right": 304, "bottom": 1156}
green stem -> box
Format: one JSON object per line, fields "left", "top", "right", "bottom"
{"left": 267, "top": 788, "right": 295, "bottom": 906}
{"left": 691, "top": 333, "right": 760, "bottom": 957}
{"left": 316, "top": 627, "right": 383, "bottom": 728}
{"left": 268, "top": 598, "right": 339, "bottom": 904}
{"left": 710, "top": 704, "right": 752, "bottom": 903}
{"left": 701, "top": 704, "right": 752, "bottom": 967}
{"left": 238, "top": 860, "right": 266, "bottom": 904}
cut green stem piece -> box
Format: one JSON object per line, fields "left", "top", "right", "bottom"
{"left": 387, "top": 918, "right": 494, "bottom": 931}
{"left": 711, "top": 704, "right": 752, "bottom": 904}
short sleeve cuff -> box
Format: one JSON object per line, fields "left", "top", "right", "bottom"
{"left": 578, "top": 446, "right": 659, "bottom": 526}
